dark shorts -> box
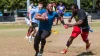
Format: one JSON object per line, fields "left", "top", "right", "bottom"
{"left": 32, "top": 22, "right": 38, "bottom": 28}
{"left": 58, "top": 13, "right": 64, "bottom": 17}
{"left": 34, "top": 30, "right": 51, "bottom": 43}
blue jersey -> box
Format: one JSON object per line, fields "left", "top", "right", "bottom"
{"left": 38, "top": 8, "right": 46, "bottom": 14}
{"left": 38, "top": 11, "right": 58, "bottom": 30}
{"left": 32, "top": 6, "right": 36, "bottom": 9}
{"left": 30, "top": 7, "right": 43, "bottom": 24}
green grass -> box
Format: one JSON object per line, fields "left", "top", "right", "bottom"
{"left": 89, "top": 22, "right": 100, "bottom": 27}
{"left": 0, "top": 22, "right": 100, "bottom": 30}
{"left": 0, "top": 24, "right": 28, "bottom": 29}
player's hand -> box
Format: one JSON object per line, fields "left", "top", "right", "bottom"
{"left": 45, "top": 16, "right": 48, "bottom": 20}
{"left": 42, "top": 13, "right": 48, "bottom": 20}
{"left": 66, "top": 24, "right": 73, "bottom": 27}
{"left": 63, "top": 24, "right": 68, "bottom": 29}
{"left": 68, "top": 19, "right": 72, "bottom": 23}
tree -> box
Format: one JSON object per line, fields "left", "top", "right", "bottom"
{"left": 0, "top": 0, "right": 26, "bottom": 11}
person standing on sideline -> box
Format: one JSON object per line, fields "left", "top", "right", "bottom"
{"left": 52, "top": 2, "right": 58, "bottom": 26}
{"left": 34, "top": 3, "right": 67, "bottom": 56}
{"left": 56, "top": 2, "right": 66, "bottom": 25}
{"left": 61, "top": 4, "right": 91, "bottom": 54}
{"left": 52, "top": 2, "right": 57, "bottom": 11}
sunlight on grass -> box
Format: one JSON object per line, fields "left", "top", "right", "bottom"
{"left": 0, "top": 24, "right": 28, "bottom": 29}
{"left": 89, "top": 23, "right": 100, "bottom": 27}
{"left": 0, "top": 22, "right": 100, "bottom": 30}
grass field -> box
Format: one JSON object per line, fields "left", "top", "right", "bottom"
{"left": 0, "top": 22, "right": 100, "bottom": 56}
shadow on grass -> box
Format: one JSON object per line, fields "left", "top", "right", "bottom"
{"left": 77, "top": 51, "right": 95, "bottom": 56}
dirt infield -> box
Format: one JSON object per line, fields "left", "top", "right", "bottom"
{"left": 0, "top": 23, "right": 100, "bottom": 56}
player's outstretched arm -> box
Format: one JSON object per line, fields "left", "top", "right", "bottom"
{"left": 67, "top": 19, "right": 83, "bottom": 27}
{"left": 73, "top": 19, "right": 83, "bottom": 26}
{"left": 68, "top": 13, "right": 74, "bottom": 23}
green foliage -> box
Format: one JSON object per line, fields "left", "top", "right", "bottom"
{"left": 37, "top": 0, "right": 74, "bottom": 10}
{"left": 0, "top": 0, "right": 26, "bottom": 11}
{"left": 0, "top": 24, "right": 28, "bottom": 29}
{"left": 0, "top": 0, "right": 97, "bottom": 12}
{"left": 81, "top": 0, "right": 93, "bottom": 9}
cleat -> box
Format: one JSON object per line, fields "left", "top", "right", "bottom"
{"left": 37, "top": 50, "right": 43, "bottom": 56}
{"left": 61, "top": 49, "right": 67, "bottom": 54}
{"left": 28, "top": 36, "right": 32, "bottom": 43}
{"left": 86, "top": 43, "right": 91, "bottom": 51}
{"left": 24, "top": 35, "right": 28, "bottom": 40}
{"left": 34, "top": 52, "right": 38, "bottom": 56}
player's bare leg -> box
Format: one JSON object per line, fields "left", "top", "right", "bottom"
{"left": 59, "top": 16, "right": 63, "bottom": 25}
{"left": 29, "top": 27, "right": 38, "bottom": 43}
{"left": 25, "top": 27, "right": 33, "bottom": 39}
{"left": 85, "top": 40, "right": 91, "bottom": 51}
{"left": 61, "top": 37, "right": 74, "bottom": 54}
{"left": 56, "top": 17, "right": 59, "bottom": 25}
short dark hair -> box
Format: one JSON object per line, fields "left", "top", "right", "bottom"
{"left": 47, "top": 2, "right": 52, "bottom": 6}
{"left": 46, "top": 2, "right": 52, "bottom": 9}
{"left": 71, "top": 4, "right": 79, "bottom": 9}
{"left": 38, "top": 2, "right": 43, "bottom": 4}
{"left": 60, "top": 2, "right": 63, "bottom": 3}
{"left": 48, "top": 2, "right": 52, "bottom": 4}
{"left": 52, "top": 2, "right": 55, "bottom": 3}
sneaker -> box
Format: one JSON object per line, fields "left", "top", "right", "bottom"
{"left": 28, "top": 36, "right": 32, "bottom": 43}
{"left": 61, "top": 49, "right": 67, "bottom": 54}
{"left": 37, "top": 50, "right": 43, "bottom": 56}
{"left": 32, "top": 36, "right": 35, "bottom": 40}
{"left": 24, "top": 35, "right": 28, "bottom": 40}
{"left": 86, "top": 43, "right": 91, "bottom": 50}
{"left": 34, "top": 52, "right": 38, "bottom": 56}
{"left": 40, "top": 41, "right": 41, "bottom": 44}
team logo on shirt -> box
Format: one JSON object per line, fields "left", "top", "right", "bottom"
{"left": 59, "top": 7, "right": 63, "bottom": 10}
